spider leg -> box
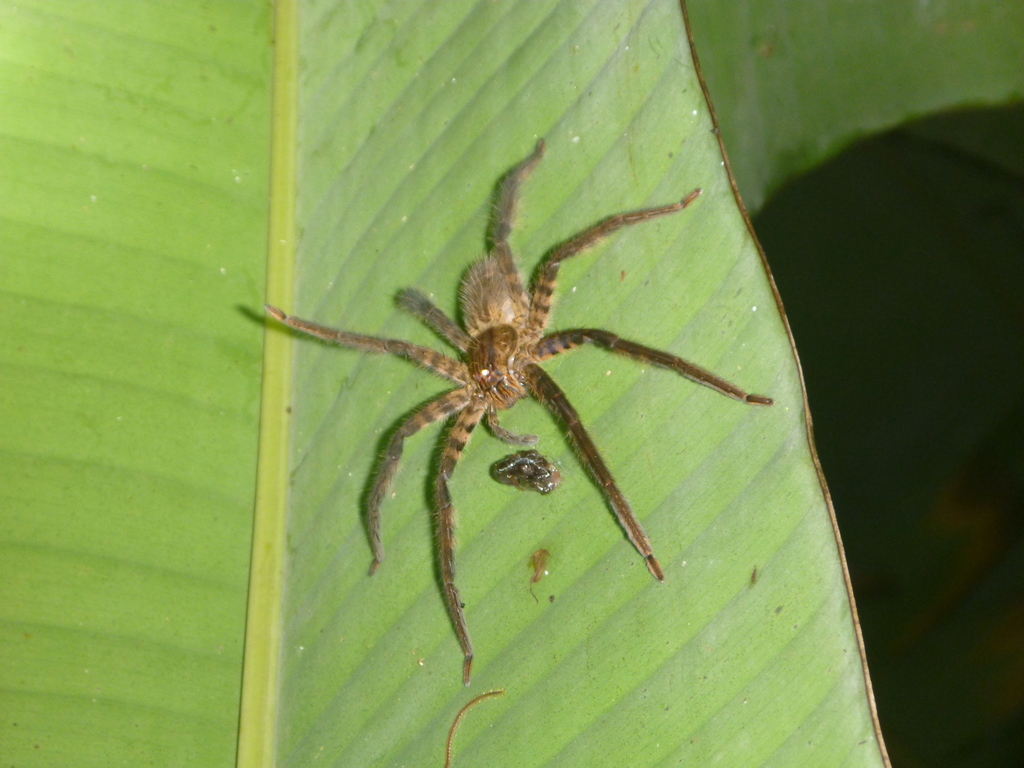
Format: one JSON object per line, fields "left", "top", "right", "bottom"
{"left": 397, "top": 288, "right": 472, "bottom": 352}
{"left": 492, "top": 139, "right": 546, "bottom": 319}
{"left": 435, "top": 401, "right": 487, "bottom": 685}
{"left": 266, "top": 305, "right": 469, "bottom": 385}
{"left": 527, "top": 189, "right": 702, "bottom": 334}
{"left": 536, "top": 328, "right": 774, "bottom": 405}
{"left": 367, "top": 388, "right": 473, "bottom": 574}
{"left": 523, "top": 363, "right": 664, "bottom": 582}
{"left": 495, "top": 138, "right": 545, "bottom": 247}
{"left": 485, "top": 410, "right": 538, "bottom": 446}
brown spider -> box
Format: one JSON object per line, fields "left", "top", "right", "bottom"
{"left": 266, "top": 139, "right": 773, "bottom": 686}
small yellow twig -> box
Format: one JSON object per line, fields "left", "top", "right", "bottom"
{"left": 445, "top": 689, "right": 505, "bottom": 768}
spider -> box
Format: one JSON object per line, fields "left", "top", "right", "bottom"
{"left": 266, "top": 139, "right": 773, "bottom": 686}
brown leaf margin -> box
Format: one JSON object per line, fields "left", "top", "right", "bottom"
{"left": 679, "top": 1, "right": 893, "bottom": 764}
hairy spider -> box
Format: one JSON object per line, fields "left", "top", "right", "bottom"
{"left": 266, "top": 139, "right": 773, "bottom": 685}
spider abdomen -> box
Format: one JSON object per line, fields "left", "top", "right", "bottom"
{"left": 468, "top": 325, "right": 529, "bottom": 409}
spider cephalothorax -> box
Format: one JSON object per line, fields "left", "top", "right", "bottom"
{"left": 267, "top": 139, "right": 772, "bottom": 685}
{"left": 466, "top": 324, "right": 529, "bottom": 408}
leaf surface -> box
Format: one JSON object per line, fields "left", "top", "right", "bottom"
{"left": 0, "top": 1, "right": 272, "bottom": 765}
{"left": 7, "top": 0, "right": 1018, "bottom": 765}
{"left": 262, "top": 2, "right": 882, "bottom": 766}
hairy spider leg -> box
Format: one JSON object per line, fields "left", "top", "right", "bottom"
{"left": 367, "top": 388, "right": 472, "bottom": 573}
{"left": 485, "top": 411, "right": 538, "bottom": 446}
{"left": 523, "top": 363, "right": 664, "bottom": 582}
{"left": 527, "top": 188, "right": 703, "bottom": 335}
{"left": 397, "top": 288, "right": 472, "bottom": 352}
{"left": 435, "top": 402, "right": 488, "bottom": 685}
{"left": 536, "top": 329, "right": 774, "bottom": 406}
{"left": 491, "top": 138, "right": 546, "bottom": 320}
{"left": 265, "top": 305, "right": 469, "bottom": 385}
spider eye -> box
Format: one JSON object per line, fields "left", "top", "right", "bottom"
{"left": 476, "top": 367, "right": 504, "bottom": 389}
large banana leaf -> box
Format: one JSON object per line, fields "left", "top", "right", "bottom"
{"left": 247, "top": 1, "right": 877, "bottom": 766}
{"left": 1, "top": 0, "right": 1018, "bottom": 766}
{"left": 0, "top": 2, "right": 272, "bottom": 765}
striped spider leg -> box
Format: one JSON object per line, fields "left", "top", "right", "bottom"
{"left": 265, "top": 138, "right": 772, "bottom": 685}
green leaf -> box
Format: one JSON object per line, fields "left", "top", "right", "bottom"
{"left": 0, "top": 2, "right": 272, "bottom": 765}
{"left": 254, "top": 2, "right": 881, "bottom": 766}
{"left": 5, "top": 0, "right": 1018, "bottom": 766}
{"left": 688, "top": 0, "right": 1024, "bottom": 209}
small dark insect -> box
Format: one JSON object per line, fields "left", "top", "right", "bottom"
{"left": 445, "top": 689, "right": 505, "bottom": 768}
{"left": 266, "top": 139, "right": 773, "bottom": 685}
{"left": 491, "top": 449, "right": 563, "bottom": 494}
{"left": 751, "top": 565, "right": 759, "bottom": 584}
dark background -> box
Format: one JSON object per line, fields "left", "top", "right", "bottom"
{"left": 752, "top": 104, "right": 1024, "bottom": 768}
